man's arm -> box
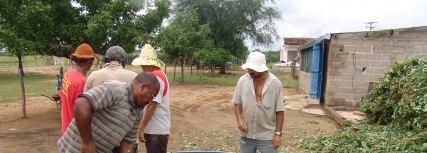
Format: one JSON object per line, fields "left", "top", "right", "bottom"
{"left": 273, "top": 111, "right": 284, "bottom": 148}
{"left": 138, "top": 101, "right": 158, "bottom": 142}
{"left": 119, "top": 140, "right": 135, "bottom": 153}
{"left": 275, "top": 111, "right": 284, "bottom": 132}
{"left": 234, "top": 104, "right": 247, "bottom": 131}
{"left": 74, "top": 97, "right": 96, "bottom": 152}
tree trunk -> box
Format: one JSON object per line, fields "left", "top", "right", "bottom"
{"left": 202, "top": 65, "right": 204, "bottom": 74}
{"left": 196, "top": 63, "right": 199, "bottom": 74}
{"left": 181, "top": 59, "right": 185, "bottom": 83}
{"left": 291, "top": 60, "right": 296, "bottom": 79}
{"left": 211, "top": 64, "right": 215, "bottom": 73}
{"left": 190, "top": 57, "right": 193, "bottom": 75}
{"left": 173, "top": 59, "right": 177, "bottom": 81}
{"left": 17, "top": 52, "right": 27, "bottom": 118}
{"left": 219, "top": 65, "right": 226, "bottom": 74}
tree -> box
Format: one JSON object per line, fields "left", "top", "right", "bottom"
{"left": 176, "top": 0, "right": 281, "bottom": 73}
{"left": 0, "top": 0, "right": 171, "bottom": 117}
{"left": 79, "top": 0, "right": 171, "bottom": 54}
{"left": 156, "top": 9, "right": 213, "bottom": 82}
{"left": 0, "top": 0, "right": 64, "bottom": 118}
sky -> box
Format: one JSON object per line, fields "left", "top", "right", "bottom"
{"left": 252, "top": 0, "right": 427, "bottom": 51}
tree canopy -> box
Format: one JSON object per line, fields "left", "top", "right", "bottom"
{"left": 176, "top": 0, "right": 281, "bottom": 59}
{"left": 0, "top": 0, "right": 171, "bottom": 117}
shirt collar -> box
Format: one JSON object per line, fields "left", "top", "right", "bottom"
{"left": 103, "top": 62, "right": 123, "bottom": 69}
{"left": 246, "top": 72, "right": 273, "bottom": 95}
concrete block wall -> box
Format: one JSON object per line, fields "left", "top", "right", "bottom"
{"left": 324, "top": 26, "right": 427, "bottom": 110}
{"left": 299, "top": 71, "right": 311, "bottom": 94}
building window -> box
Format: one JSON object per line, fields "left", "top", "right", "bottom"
{"left": 300, "top": 48, "right": 312, "bottom": 72}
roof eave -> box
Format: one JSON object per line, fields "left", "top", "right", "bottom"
{"left": 299, "top": 34, "right": 332, "bottom": 50}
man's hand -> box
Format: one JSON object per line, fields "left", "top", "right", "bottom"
{"left": 237, "top": 119, "right": 248, "bottom": 131}
{"left": 272, "top": 135, "right": 282, "bottom": 148}
{"left": 138, "top": 130, "right": 146, "bottom": 143}
{"left": 82, "top": 142, "right": 96, "bottom": 153}
{"left": 138, "top": 101, "right": 157, "bottom": 143}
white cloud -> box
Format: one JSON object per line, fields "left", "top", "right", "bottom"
{"left": 251, "top": 0, "right": 427, "bottom": 51}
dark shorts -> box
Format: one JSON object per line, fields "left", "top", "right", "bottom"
{"left": 144, "top": 133, "right": 169, "bottom": 153}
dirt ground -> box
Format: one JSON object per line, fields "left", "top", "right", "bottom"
{"left": 0, "top": 66, "right": 338, "bottom": 153}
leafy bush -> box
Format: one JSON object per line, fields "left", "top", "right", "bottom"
{"left": 300, "top": 121, "right": 427, "bottom": 153}
{"left": 264, "top": 51, "right": 280, "bottom": 63}
{"left": 360, "top": 57, "right": 427, "bottom": 130}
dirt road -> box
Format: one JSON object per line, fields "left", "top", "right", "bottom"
{"left": 0, "top": 83, "right": 337, "bottom": 153}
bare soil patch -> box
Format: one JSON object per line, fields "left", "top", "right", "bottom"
{"left": 0, "top": 83, "right": 337, "bottom": 153}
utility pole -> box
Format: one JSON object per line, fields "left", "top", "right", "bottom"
{"left": 365, "top": 21, "right": 378, "bottom": 31}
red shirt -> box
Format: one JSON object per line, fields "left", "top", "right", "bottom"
{"left": 60, "top": 69, "right": 86, "bottom": 134}
{"left": 151, "top": 69, "right": 168, "bottom": 96}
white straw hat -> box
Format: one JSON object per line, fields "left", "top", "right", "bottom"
{"left": 131, "top": 44, "right": 165, "bottom": 68}
{"left": 241, "top": 52, "right": 269, "bottom": 72}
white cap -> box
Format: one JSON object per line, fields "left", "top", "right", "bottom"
{"left": 241, "top": 52, "right": 269, "bottom": 72}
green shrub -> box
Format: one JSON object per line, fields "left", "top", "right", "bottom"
{"left": 300, "top": 121, "right": 427, "bottom": 153}
{"left": 360, "top": 57, "right": 427, "bottom": 130}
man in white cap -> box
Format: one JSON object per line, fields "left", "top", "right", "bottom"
{"left": 233, "top": 52, "right": 285, "bottom": 153}
{"left": 131, "top": 44, "right": 170, "bottom": 153}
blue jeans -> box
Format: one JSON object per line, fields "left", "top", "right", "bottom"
{"left": 240, "top": 137, "right": 277, "bottom": 153}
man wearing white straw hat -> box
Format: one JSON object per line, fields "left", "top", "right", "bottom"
{"left": 132, "top": 44, "right": 170, "bottom": 153}
{"left": 232, "top": 52, "right": 285, "bottom": 153}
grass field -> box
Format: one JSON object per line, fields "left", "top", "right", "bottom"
{"left": 0, "top": 55, "right": 60, "bottom": 68}
{"left": 0, "top": 55, "right": 299, "bottom": 104}
{"left": 0, "top": 73, "right": 56, "bottom": 103}
{"left": 166, "top": 71, "right": 299, "bottom": 88}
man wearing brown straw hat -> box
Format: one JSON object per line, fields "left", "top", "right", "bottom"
{"left": 132, "top": 44, "right": 170, "bottom": 153}
{"left": 60, "top": 43, "right": 98, "bottom": 135}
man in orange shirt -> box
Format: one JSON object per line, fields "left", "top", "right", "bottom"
{"left": 60, "top": 43, "right": 98, "bottom": 134}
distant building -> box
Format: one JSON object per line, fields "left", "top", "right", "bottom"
{"left": 281, "top": 38, "right": 314, "bottom": 62}
{"left": 298, "top": 26, "right": 427, "bottom": 111}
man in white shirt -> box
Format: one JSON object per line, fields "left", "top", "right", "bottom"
{"left": 132, "top": 44, "right": 170, "bottom": 153}
{"left": 233, "top": 52, "right": 285, "bottom": 153}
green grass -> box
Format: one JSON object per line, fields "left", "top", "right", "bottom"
{"left": 0, "top": 73, "right": 56, "bottom": 103}
{"left": 274, "top": 71, "right": 299, "bottom": 88}
{"left": 167, "top": 72, "right": 240, "bottom": 86}
{"left": 166, "top": 71, "right": 299, "bottom": 88}
{"left": 0, "top": 55, "right": 57, "bottom": 68}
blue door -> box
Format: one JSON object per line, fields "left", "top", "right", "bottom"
{"left": 309, "top": 43, "right": 324, "bottom": 99}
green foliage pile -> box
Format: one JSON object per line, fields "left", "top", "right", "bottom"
{"left": 300, "top": 121, "right": 427, "bottom": 153}
{"left": 301, "top": 58, "right": 427, "bottom": 152}
{"left": 360, "top": 57, "right": 427, "bottom": 130}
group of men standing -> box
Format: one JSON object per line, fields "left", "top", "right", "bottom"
{"left": 57, "top": 43, "right": 170, "bottom": 153}
{"left": 56, "top": 43, "right": 284, "bottom": 153}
